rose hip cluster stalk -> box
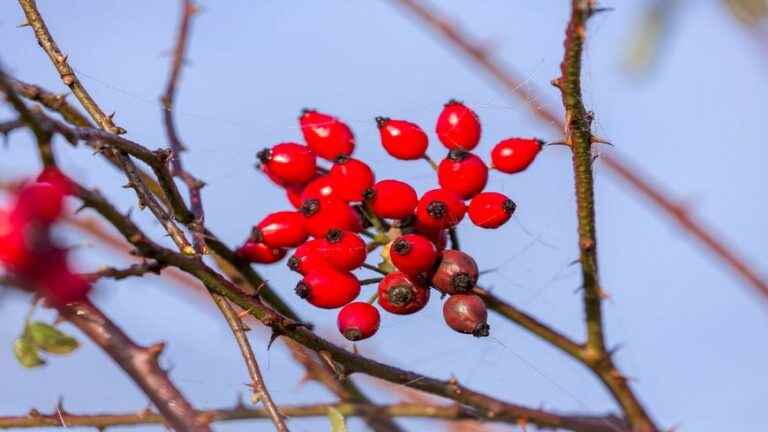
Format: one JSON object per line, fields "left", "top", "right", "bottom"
{"left": 0, "top": 168, "right": 91, "bottom": 307}
{"left": 242, "top": 101, "right": 544, "bottom": 341}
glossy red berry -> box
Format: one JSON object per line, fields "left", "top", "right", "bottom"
{"left": 287, "top": 239, "right": 326, "bottom": 275}
{"left": 436, "top": 100, "right": 481, "bottom": 150}
{"left": 431, "top": 250, "right": 479, "bottom": 294}
{"left": 299, "top": 109, "right": 355, "bottom": 161}
{"left": 300, "top": 198, "right": 363, "bottom": 238}
{"left": 285, "top": 185, "right": 304, "bottom": 209}
{"left": 236, "top": 241, "right": 286, "bottom": 264}
{"left": 443, "top": 294, "right": 489, "bottom": 337}
{"left": 376, "top": 117, "right": 428, "bottom": 160}
{"left": 390, "top": 234, "right": 438, "bottom": 276}
{"left": 296, "top": 267, "right": 360, "bottom": 309}
{"left": 490, "top": 138, "right": 543, "bottom": 174}
{"left": 415, "top": 189, "right": 466, "bottom": 230}
{"left": 252, "top": 211, "right": 308, "bottom": 248}
{"left": 0, "top": 208, "right": 29, "bottom": 270}
{"left": 301, "top": 175, "right": 343, "bottom": 203}
{"left": 468, "top": 192, "right": 516, "bottom": 229}
{"left": 316, "top": 229, "right": 366, "bottom": 271}
{"left": 15, "top": 182, "right": 65, "bottom": 224}
{"left": 329, "top": 156, "right": 375, "bottom": 202}
{"left": 257, "top": 142, "right": 316, "bottom": 185}
{"left": 437, "top": 150, "right": 489, "bottom": 199}
{"left": 377, "top": 271, "right": 430, "bottom": 315}
{"left": 337, "top": 302, "right": 380, "bottom": 341}
{"left": 363, "top": 180, "right": 417, "bottom": 220}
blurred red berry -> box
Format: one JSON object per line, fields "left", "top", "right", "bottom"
{"left": 15, "top": 182, "right": 65, "bottom": 224}
{"left": 415, "top": 188, "right": 466, "bottom": 230}
{"left": 436, "top": 100, "right": 481, "bottom": 151}
{"left": 337, "top": 302, "right": 380, "bottom": 341}
{"left": 257, "top": 143, "right": 316, "bottom": 185}
{"left": 490, "top": 138, "right": 543, "bottom": 174}
{"left": 363, "top": 180, "right": 417, "bottom": 220}
{"left": 295, "top": 267, "right": 360, "bottom": 309}
{"left": 316, "top": 229, "right": 366, "bottom": 271}
{"left": 300, "top": 198, "right": 363, "bottom": 238}
{"left": 37, "top": 167, "right": 74, "bottom": 195}
{"left": 329, "top": 156, "right": 374, "bottom": 202}
{"left": 299, "top": 109, "right": 355, "bottom": 161}
{"left": 437, "top": 150, "right": 488, "bottom": 199}
{"left": 376, "top": 117, "right": 428, "bottom": 160}
{"left": 0, "top": 208, "right": 30, "bottom": 270}
{"left": 236, "top": 241, "right": 286, "bottom": 264}
{"left": 390, "top": 234, "right": 437, "bottom": 276}
{"left": 468, "top": 192, "right": 516, "bottom": 229}
{"left": 377, "top": 271, "right": 430, "bottom": 315}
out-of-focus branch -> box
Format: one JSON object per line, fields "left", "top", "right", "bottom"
{"left": 83, "top": 260, "right": 165, "bottom": 282}
{"left": 211, "top": 294, "right": 290, "bottom": 432}
{"left": 161, "top": 0, "right": 207, "bottom": 254}
{"left": 57, "top": 301, "right": 211, "bottom": 432}
{"left": 391, "top": 0, "right": 768, "bottom": 304}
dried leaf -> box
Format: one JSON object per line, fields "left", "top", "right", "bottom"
{"left": 327, "top": 406, "right": 347, "bottom": 432}
{"left": 724, "top": 0, "right": 768, "bottom": 26}
{"left": 27, "top": 321, "right": 79, "bottom": 355}
{"left": 13, "top": 338, "right": 45, "bottom": 368}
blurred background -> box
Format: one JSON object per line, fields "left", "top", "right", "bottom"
{"left": 1, "top": 1, "right": 767, "bottom": 431}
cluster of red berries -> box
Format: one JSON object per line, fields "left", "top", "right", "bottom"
{"left": 0, "top": 168, "right": 91, "bottom": 307}
{"left": 240, "top": 101, "right": 543, "bottom": 341}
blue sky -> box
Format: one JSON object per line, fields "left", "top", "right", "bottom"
{"left": 1, "top": 1, "right": 767, "bottom": 431}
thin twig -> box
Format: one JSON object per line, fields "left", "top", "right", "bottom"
{"left": 83, "top": 260, "right": 165, "bottom": 282}
{"left": 211, "top": 294, "right": 289, "bottom": 432}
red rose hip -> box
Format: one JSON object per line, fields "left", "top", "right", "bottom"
{"left": 301, "top": 175, "right": 343, "bottom": 202}
{"left": 300, "top": 198, "right": 363, "bottom": 238}
{"left": 316, "top": 229, "right": 366, "bottom": 271}
{"left": 468, "top": 192, "right": 516, "bottom": 229}
{"left": 299, "top": 109, "right": 355, "bottom": 161}
{"left": 390, "top": 234, "right": 438, "bottom": 276}
{"left": 329, "top": 156, "right": 374, "bottom": 202}
{"left": 443, "top": 294, "right": 489, "bottom": 337}
{"left": 490, "top": 138, "right": 543, "bottom": 174}
{"left": 295, "top": 267, "right": 361, "bottom": 309}
{"left": 376, "top": 117, "right": 428, "bottom": 160}
{"left": 415, "top": 188, "right": 466, "bottom": 230}
{"left": 436, "top": 100, "right": 481, "bottom": 150}
{"left": 236, "top": 241, "right": 286, "bottom": 264}
{"left": 287, "top": 239, "right": 326, "bottom": 275}
{"left": 337, "top": 302, "right": 380, "bottom": 341}
{"left": 437, "top": 150, "right": 489, "bottom": 199}
{"left": 377, "top": 272, "right": 430, "bottom": 315}
{"left": 257, "top": 142, "right": 316, "bottom": 185}
{"left": 252, "top": 211, "right": 308, "bottom": 248}
{"left": 363, "top": 180, "right": 417, "bottom": 220}
{"left": 431, "top": 249, "right": 479, "bottom": 294}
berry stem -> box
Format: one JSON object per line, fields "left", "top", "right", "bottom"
{"left": 422, "top": 154, "right": 438, "bottom": 171}
{"left": 359, "top": 277, "right": 384, "bottom": 286}
{"left": 366, "top": 292, "right": 380, "bottom": 304}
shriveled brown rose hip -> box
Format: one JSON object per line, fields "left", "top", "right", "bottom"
{"left": 442, "top": 294, "right": 489, "bottom": 337}
{"left": 431, "top": 249, "right": 478, "bottom": 294}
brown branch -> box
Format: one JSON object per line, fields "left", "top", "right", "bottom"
{"left": 211, "top": 294, "right": 290, "bottom": 432}
{"left": 161, "top": 0, "right": 207, "bottom": 254}
{"left": 391, "top": 0, "right": 768, "bottom": 305}
{"left": 57, "top": 301, "right": 210, "bottom": 432}
{"left": 83, "top": 260, "right": 165, "bottom": 282}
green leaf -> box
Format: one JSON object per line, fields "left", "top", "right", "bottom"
{"left": 327, "top": 406, "right": 347, "bottom": 432}
{"left": 27, "top": 321, "right": 79, "bottom": 355}
{"left": 13, "top": 338, "right": 45, "bottom": 368}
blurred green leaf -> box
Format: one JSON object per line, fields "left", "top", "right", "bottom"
{"left": 327, "top": 406, "right": 347, "bottom": 432}
{"left": 724, "top": 0, "right": 768, "bottom": 26}
{"left": 27, "top": 321, "right": 79, "bottom": 355}
{"left": 623, "top": 0, "right": 683, "bottom": 74}
{"left": 13, "top": 338, "right": 45, "bottom": 368}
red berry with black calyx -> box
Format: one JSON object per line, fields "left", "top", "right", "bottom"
{"left": 287, "top": 239, "right": 326, "bottom": 275}
{"left": 300, "top": 198, "right": 363, "bottom": 238}
{"left": 295, "top": 267, "right": 360, "bottom": 309}
{"left": 376, "top": 117, "right": 428, "bottom": 160}
{"left": 490, "top": 138, "right": 543, "bottom": 174}
{"left": 443, "top": 294, "right": 489, "bottom": 337}
{"left": 257, "top": 142, "right": 316, "bottom": 185}
{"left": 436, "top": 99, "right": 481, "bottom": 151}
{"left": 337, "top": 302, "right": 380, "bottom": 341}
{"left": 377, "top": 271, "right": 430, "bottom": 315}
{"left": 329, "top": 156, "right": 374, "bottom": 202}
{"left": 316, "top": 229, "right": 366, "bottom": 271}
{"left": 415, "top": 188, "right": 466, "bottom": 230}
{"left": 14, "top": 182, "right": 65, "bottom": 224}
{"left": 431, "top": 249, "right": 479, "bottom": 294}
{"left": 236, "top": 241, "right": 286, "bottom": 264}
{"left": 252, "top": 211, "right": 308, "bottom": 248}
{"left": 363, "top": 180, "right": 417, "bottom": 220}
{"left": 299, "top": 109, "right": 355, "bottom": 161}
{"left": 468, "top": 192, "right": 516, "bottom": 229}
{"left": 437, "top": 150, "right": 489, "bottom": 199}
{"left": 390, "top": 234, "right": 437, "bottom": 276}
{"left": 301, "top": 175, "right": 343, "bottom": 203}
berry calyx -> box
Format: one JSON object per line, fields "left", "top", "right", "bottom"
{"left": 287, "top": 239, "right": 326, "bottom": 275}
{"left": 415, "top": 189, "right": 466, "bottom": 230}
{"left": 295, "top": 267, "right": 360, "bottom": 309}
{"left": 442, "top": 294, "right": 489, "bottom": 337}
{"left": 300, "top": 198, "right": 363, "bottom": 238}
{"left": 490, "top": 138, "right": 543, "bottom": 174}
{"left": 390, "top": 234, "right": 438, "bottom": 276}
{"left": 376, "top": 117, "right": 429, "bottom": 160}
{"left": 257, "top": 142, "right": 316, "bottom": 185}
{"left": 316, "top": 229, "right": 366, "bottom": 271}
{"left": 377, "top": 272, "right": 430, "bottom": 315}
{"left": 236, "top": 241, "right": 286, "bottom": 264}
{"left": 329, "top": 156, "right": 375, "bottom": 202}
{"left": 436, "top": 100, "right": 482, "bottom": 151}
{"left": 252, "top": 211, "right": 308, "bottom": 248}
{"left": 468, "top": 192, "right": 516, "bottom": 229}
{"left": 337, "top": 302, "right": 380, "bottom": 341}
{"left": 363, "top": 180, "right": 417, "bottom": 220}
{"left": 299, "top": 109, "right": 355, "bottom": 161}
{"left": 431, "top": 249, "right": 479, "bottom": 294}
{"left": 437, "top": 150, "right": 489, "bottom": 199}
